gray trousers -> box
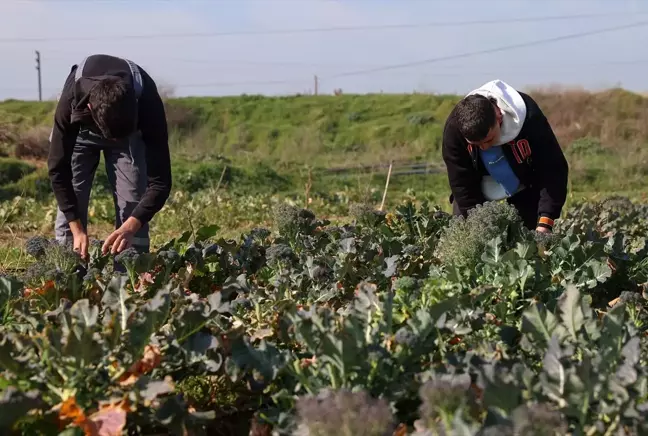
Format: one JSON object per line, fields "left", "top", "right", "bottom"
{"left": 54, "top": 129, "right": 150, "bottom": 252}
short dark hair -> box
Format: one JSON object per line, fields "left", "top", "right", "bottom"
{"left": 453, "top": 94, "right": 496, "bottom": 142}
{"left": 88, "top": 76, "right": 138, "bottom": 140}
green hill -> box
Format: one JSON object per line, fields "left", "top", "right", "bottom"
{"left": 1, "top": 88, "right": 647, "bottom": 196}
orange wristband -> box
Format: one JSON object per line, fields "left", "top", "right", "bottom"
{"left": 538, "top": 216, "right": 554, "bottom": 227}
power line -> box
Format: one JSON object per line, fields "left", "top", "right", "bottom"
{"left": 6, "top": 57, "right": 648, "bottom": 92}
{"left": 38, "top": 52, "right": 386, "bottom": 69}
{"left": 33, "top": 47, "right": 648, "bottom": 72}
{"left": 4, "top": 54, "right": 648, "bottom": 97}
{"left": 6, "top": 57, "right": 648, "bottom": 94}
{"left": 10, "top": 0, "right": 640, "bottom": 2}
{"left": 179, "top": 78, "right": 311, "bottom": 88}
{"left": 0, "top": 13, "right": 645, "bottom": 43}
{"left": 322, "top": 20, "right": 648, "bottom": 80}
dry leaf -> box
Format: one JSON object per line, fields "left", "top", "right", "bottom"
{"left": 58, "top": 397, "right": 86, "bottom": 426}
{"left": 136, "top": 272, "right": 154, "bottom": 291}
{"left": 85, "top": 404, "right": 127, "bottom": 436}
{"left": 393, "top": 423, "right": 408, "bottom": 436}
{"left": 251, "top": 328, "right": 274, "bottom": 341}
{"left": 119, "top": 344, "right": 162, "bottom": 387}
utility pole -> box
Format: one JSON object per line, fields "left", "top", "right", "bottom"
{"left": 35, "top": 50, "right": 42, "bottom": 101}
{"left": 314, "top": 75, "right": 318, "bottom": 96}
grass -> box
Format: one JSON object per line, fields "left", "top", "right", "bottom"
{"left": 1, "top": 87, "right": 648, "bottom": 270}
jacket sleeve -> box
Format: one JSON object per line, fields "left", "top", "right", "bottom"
{"left": 442, "top": 118, "right": 485, "bottom": 216}
{"left": 529, "top": 112, "right": 569, "bottom": 229}
{"left": 130, "top": 67, "right": 172, "bottom": 225}
{"left": 47, "top": 68, "right": 81, "bottom": 223}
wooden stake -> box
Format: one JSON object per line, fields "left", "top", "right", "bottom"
{"left": 379, "top": 160, "right": 393, "bottom": 211}
{"left": 304, "top": 167, "right": 313, "bottom": 208}
{"left": 214, "top": 165, "right": 227, "bottom": 192}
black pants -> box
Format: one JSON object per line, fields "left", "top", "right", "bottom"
{"left": 452, "top": 187, "right": 540, "bottom": 230}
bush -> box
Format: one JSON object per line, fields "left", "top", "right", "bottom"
{"left": 0, "top": 168, "right": 51, "bottom": 201}
{"left": 14, "top": 126, "right": 50, "bottom": 159}
{"left": 0, "top": 157, "right": 36, "bottom": 186}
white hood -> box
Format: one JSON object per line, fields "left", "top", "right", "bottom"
{"left": 466, "top": 79, "right": 527, "bottom": 145}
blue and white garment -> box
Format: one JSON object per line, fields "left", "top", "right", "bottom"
{"left": 466, "top": 80, "right": 529, "bottom": 201}
{"left": 479, "top": 146, "right": 523, "bottom": 200}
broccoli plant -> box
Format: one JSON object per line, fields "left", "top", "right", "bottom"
{"left": 435, "top": 201, "right": 533, "bottom": 270}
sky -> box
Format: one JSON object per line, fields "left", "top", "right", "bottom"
{"left": 0, "top": 0, "right": 647, "bottom": 100}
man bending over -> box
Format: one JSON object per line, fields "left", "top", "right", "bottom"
{"left": 442, "top": 79, "right": 568, "bottom": 233}
{"left": 48, "top": 53, "right": 172, "bottom": 259}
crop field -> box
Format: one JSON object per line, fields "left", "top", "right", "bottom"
{"left": 0, "top": 88, "right": 647, "bottom": 435}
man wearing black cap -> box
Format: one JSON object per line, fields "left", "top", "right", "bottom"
{"left": 48, "top": 53, "right": 172, "bottom": 260}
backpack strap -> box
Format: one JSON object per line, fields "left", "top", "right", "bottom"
{"left": 124, "top": 58, "right": 143, "bottom": 99}
{"left": 74, "top": 56, "right": 88, "bottom": 81}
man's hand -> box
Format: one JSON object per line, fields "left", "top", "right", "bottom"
{"left": 102, "top": 217, "right": 143, "bottom": 255}
{"left": 69, "top": 219, "right": 89, "bottom": 261}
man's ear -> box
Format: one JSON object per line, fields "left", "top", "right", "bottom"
{"left": 495, "top": 105, "right": 503, "bottom": 123}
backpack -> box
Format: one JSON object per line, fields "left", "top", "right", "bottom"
{"left": 74, "top": 55, "right": 143, "bottom": 99}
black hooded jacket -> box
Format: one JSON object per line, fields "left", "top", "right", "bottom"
{"left": 442, "top": 91, "right": 569, "bottom": 228}
{"left": 48, "top": 54, "right": 171, "bottom": 225}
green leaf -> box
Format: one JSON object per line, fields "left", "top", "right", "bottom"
{"left": 134, "top": 253, "right": 157, "bottom": 274}
{"left": 0, "top": 387, "right": 43, "bottom": 429}
{"left": 155, "top": 395, "right": 215, "bottom": 434}
{"left": 621, "top": 337, "right": 640, "bottom": 366}
{"left": 587, "top": 259, "right": 612, "bottom": 284}
{"left": 206, "top": 291, "right": 230, "bottom": 314}
{"left": 543, "top": 336, "right": 565, "bottom": 383}
{"left": 479, "top": 364, "right": 522, "bottom": 413}
{"left": 514, "top": 241, "right": 534, "bottom": 260}
{"left": 135, "top": 376, "right": 175, "bottom": 402}
{"left": 101, "top": 275, "right": 132, "bottom": 332}
{"left": 383, "top": 255, "right": 399, "bottom": 277}
{"left": 69, "top": 299, "right": 98, "bottom": 328}
{"left": 0, "top": 335, "right": 22, "bottom": 375}
{"left": 521, "top": 303, "right": 562, "bottom": 345}
{"left": 230, "top": 338, "right": 285, "bottom": 383}
{"left": 482, "top": 236, "right": 503, "bottom": 265}
{"left": 128, "top": 284, "right": 172, "bottom": 353}
{"left": 63, "top": 322, "right": 102, "bottom": 364}
{"left": 195, "top": 224, "right": 220, "bottom": 242}
{"left": 0, "top": 276, "right": 22, "bottom": 308}
{"left": 558, "top": 286, "right": 584, "bottom": 341}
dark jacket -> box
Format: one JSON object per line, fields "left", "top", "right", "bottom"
{"left": 442, "top": 91, "right": 568, "bottom": 227}
{"left": 48, "top": 54, "right": 172, "bottom": 225}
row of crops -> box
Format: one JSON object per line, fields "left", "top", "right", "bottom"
{"left": 0, "top": 197, "right": 647, "bottom": 435}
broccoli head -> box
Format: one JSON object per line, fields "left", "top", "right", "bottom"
{"left": 435, "top": 201, "right": 531, "bottom": 268}
{"left": 511, "top": 403, "right": 567, "bottom": 436}
{"left": 349, "top": 202, "right": 386, "bottom": 227}
{"left": 394, "top": 327, "right": 416, "bottom": 346}
{"left": 25, "top": 236, "right": 53, "bottom": 260}
{"left": 619, "top": 291, "right": 643, "bottom": 305}
{"left": 266, "top": 244, "right": 295, "bottom": 266}
{"left": 295, "top": 389, "right": 395, "bottom": 436}
{"left": 273, "top": 203, "right": 320, "bottom": 236}
{"left": 114, "top": 247, "right": 139, "bottom": 266}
